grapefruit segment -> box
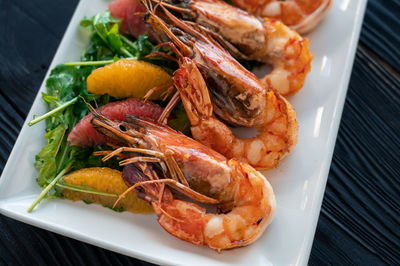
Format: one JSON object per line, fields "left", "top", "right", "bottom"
{"left": 68, "top": 98, "right": 163, "bottom": 147}
{"left": 109, "top": 0, "right": 149, "bottom": 37}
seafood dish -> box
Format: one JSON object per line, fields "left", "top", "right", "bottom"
{"left": 0, "top": 0, "right": 369, "bottom": 263}
{"left": 91, "top": 108, "right": 276, "bottom": 251}
{"left": 2, "top": 0, "right": 353, "bottom": 258}
{"left": 23, "top": 0, "right": 331, "bottom": 250}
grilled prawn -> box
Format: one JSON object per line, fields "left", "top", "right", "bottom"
{"left": 174, "top": 55, "right": 297, "bottom": 169}
{"left": 232, "top": 0, "right": 333, "bottom": 34}
{"left": 145, "top": 0, "right": 312, "bottom": 96}
{"left": 143, "top": 3, "right": 268, "bottom": 127}
{"left": 90, "top": 109, "right": 276, "bottom": 251}
{"left": 142, "top": 2, "right": 298, "bottom": 169}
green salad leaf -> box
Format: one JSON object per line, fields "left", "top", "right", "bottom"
{"left": 28, "top": 10, "right": 185, "bottom": 211}
{"left": 81, "top": 11, "right": 137, "bottom": 58}
{"left": 168, "top": 102, "right": 192, "bottom": 136}
{"left": 81, "top": 11, "right": 132, "bottom": 57}
{"left": 28, "top": 62, "right": 107, "bottom": 211}
{"left": 55, "top": 181, "right": 118, "bottom": 198}
{"left": 77, "top": 11, "right": 178, "bottom": 73}
{"left": 34, "top": 125, "right": 67, "bottom": 187}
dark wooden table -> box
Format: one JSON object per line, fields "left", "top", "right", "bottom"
{"left": 0, "top": 0, "right": 399, "bottom": 265}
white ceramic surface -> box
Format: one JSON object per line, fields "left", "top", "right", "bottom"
{"left": 0, "top": 0, "right": 367, "bottom": 265}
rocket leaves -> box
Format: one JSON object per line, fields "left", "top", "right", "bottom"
{"left": 28, "top": 10, "right": 182, "bottom": 211}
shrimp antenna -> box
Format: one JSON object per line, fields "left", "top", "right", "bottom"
{"left": 153, "top": 0, "right": 162, "bottom": 12}
{"left": 80, "top": 96, "right": 103, "bottom": 118}
{"left": 141, "top": 0, "right": 192, "bottom": 56}
{"left": 154, "top": 42, "right": 184, "bottom": 59}
{"left": 80, "top": 97, "right": 120, "bottom": 131}
{"left": 151, "top": 0, "right": 191, "bottom": 14}
{"left": 158, "top": 91, "right": 180, "bottom": 124}
{"left": 141, "top": 0, "right": 152, "bottom": 10}
{"left": 113, "top": 178, "right": 175, "bottom": 209}
{"left": 158, "top": 4, "right": 208, "bottom": 43}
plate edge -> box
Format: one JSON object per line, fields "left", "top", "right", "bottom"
{"left": 0, "top": 0, "right": 370, "bottom": 265}
{"left": 299, "top": 1, "right": 369, "bottom": 265}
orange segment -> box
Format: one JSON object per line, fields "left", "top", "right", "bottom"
{"left": 63, "top": 167, "right": 153, "bottom": 214}
{"left": 87, "top": 59, "right": 172, "bottom": 100}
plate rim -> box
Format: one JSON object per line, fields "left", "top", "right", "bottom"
{"left": 0, "top": 0, "right": 368, "bottom": 265}
{"left": 297, "top": 0, "right": 368, "bottom": 264}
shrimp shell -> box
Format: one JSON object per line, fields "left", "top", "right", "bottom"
{"left": 90, "top": 108, "right": 276, "bottom": 251}
{"left": 233, "top": 0, "right": 333, "bottom": 34}
{"left": 146, "top": 0, "right": 313, "bottom": 96}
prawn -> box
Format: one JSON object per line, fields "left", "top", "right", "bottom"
{"left": 173, "top": 55, "right": 297, "bottom": 170}
{"left": 90, "top": 108, "right": 276, "bottom": 251}
{"left": 145, "top": 0, "right": 313, "bottom": 96}
{"left": 142, "top": 2, "right": 298, "bottom": 169}
{"left": 232, "top": 0, "right": 333, "bottom": 34}
{"left": 143, "top": 1, "right": 268, "bottom": 127}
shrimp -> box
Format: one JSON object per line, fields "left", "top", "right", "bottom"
{"left": 143, "top": 2, "right": 268, "bottom": 127}
{"left": 90, "top": 108, "right": 276, "bottom": 251}
{"left": 174, "top": 56, "right": 298, "bottom": 170}
{"left": 145, "top": 0, "right": 312, "bottom": 96}
{"left": 232, "top": 0, "right": 333, "bottom": 34}
{"left": 141, "top": 2, "right": 298, "bottom": 169}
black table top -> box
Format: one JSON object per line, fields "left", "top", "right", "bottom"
{"left": 0, "top": 0, "right": 399, "bottom": 265}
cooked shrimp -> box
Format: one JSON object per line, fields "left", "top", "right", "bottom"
{"left": 143, "top": 2, "right": 268, "bottom": 127}
{"left": 140, "top": 3, "right": 298, "bottom": 168}
{"left": 232, "top": 0, "right": 333, "bottom": 34}
{"left": 146, "top": 0, "right": 313, "bottom": 96}
{"left": 90, "top": 108, "right": 276, "bottom": 251}
{"left": 174, "top": 56, "right": 298, "bottom": 170}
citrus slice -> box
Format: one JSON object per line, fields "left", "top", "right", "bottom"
{"left": 87, "top": 59, "right": 172, "bottom": 100}
{"left": 62, "top": 167, "right": 153, "bottom": 213}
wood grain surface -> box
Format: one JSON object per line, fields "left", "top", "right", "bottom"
{"left": 0, "top": 0, "right": 399, "bottom": 265}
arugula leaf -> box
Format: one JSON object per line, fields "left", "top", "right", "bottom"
{"left": 78, "top": 11, "right": 178, "bottom": 73}
{"left": 67, "top": 145, "right": 121, "bottom": 171}
{"left": 136, "top": 34, "right": 154, "bottom": 58}
{"left": 81, "top": 11, "right": 133, "bottom": 58}
{"left": 29, "top": 97, "right": 78, "bottom": 127}
{"left": 33, "top": 64, "right": 109, "bottom": 129}
{"left": 46, "top": 65, "right": 78, "bottom": 102}
{"left": 81, "top": 33, "right": 116, "bottom": 61}
{"left": 107, "top": 23, "right": 125, "bottom": 54}
{"left": 29, "top": 10, "right": 182, "bottom": 211}
{"left": 28, "top": 163, "right": 73, "bottom": 212}
{"left": 34, "top": 125, "right": 67, "bottom": 187}
{"left": 55, "top": 181, "right": 118, "bottom": 198}
{"left": 167, "top": 102, "right": 191, "bottom": 136}
{"left": 29, "top": 62, "right": 108, "bottom": 209}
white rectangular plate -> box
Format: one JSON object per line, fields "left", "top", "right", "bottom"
{"left": 0, "top": 0, "right": 367, "bottom": 265}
